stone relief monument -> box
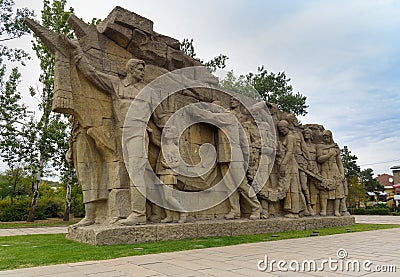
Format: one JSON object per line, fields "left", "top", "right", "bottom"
{"left": 25, "top": 6, "right": 354, "bottom": 245}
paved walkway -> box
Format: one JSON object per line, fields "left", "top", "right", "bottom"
{"left": 0, "top": 216, "right": 399, "bottom": 276}
{"left": 0, "top": 226, "right": 67, "bottom": 237}
{"left": 354, "top": 215, "right": 400, "bottom": 225}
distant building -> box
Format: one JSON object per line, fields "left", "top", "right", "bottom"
{"left": 390, "top": 165, "right": 400, "bottom": 184}
{"left": 376, "top": 173, "right": 394, "bottom": 187}
{"left": 376, "top": 166, "right": 400, "bottom": 210}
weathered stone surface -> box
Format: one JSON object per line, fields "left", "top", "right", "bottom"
{"left": 108, "top": 189, "right": 130, "bottom": 219}
{"left": 102, "top": 6, "right": 154, "bottom": 34}
{"left": 67, "top": 216, "right": 355, "bottom": 245}
{"left": 157, "top": 224, "right": 184, "bottom": 241}
{"left": 26, "top": 6, "right": 351, "bottom": 245}
{"left": 198, "top": 221, "right": 232, "bottom": 238}
{"left": 97, "top": 20, "right": 133, "bottom": 49}
{"left": 182, "top": 222, "right": 198, "bottom": 239}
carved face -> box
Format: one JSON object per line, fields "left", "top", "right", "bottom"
{"left": 303, "top": 129, "right": 312, "bottom": 140}
{"left": 250, "top": 108, "right": 260, "bottom": 120}
{"left": 230, "top": 97, "right": 239, "bottom": 109}
{"left": 278, "top": 125, "right": 289, "bottom": 136}
{"left": 133, "top": 63, "right": 145, "bottom": 80}
{"left": 163, "top": 126, "right": 178, "bottom": 140}
{"left": 126, "top": 59, "right": 145, "bottom": 81}
{"left": 322, "top": 134, "right": 332, "bottom": 144}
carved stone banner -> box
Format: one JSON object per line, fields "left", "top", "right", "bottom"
{"left": 26, "top": 6, "right": 353, "bottom": 245}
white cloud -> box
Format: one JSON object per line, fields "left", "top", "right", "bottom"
{"left": 8, "top": 0, "right": 400, "bottom": 176}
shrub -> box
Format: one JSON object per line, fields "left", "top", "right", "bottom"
{"left": 71, "top": 202, "right": 85, "bottom": 218}
{"left": 351, "top": 208, "right": 390, "bottom": 215}
{"left": 0, "top": 198, "right": 31, "bottom": 221}
{"left": 0, "top": 196, "right": 64, "bottom": 222}
{"left": 370, "top": 203, "right": 389, "bottom": 209}
{"left": 37, "top": 197, "right": 64, "bottom": 219}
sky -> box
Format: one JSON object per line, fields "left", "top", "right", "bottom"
{"left": 5, "top": 0, "right": 400, "bottom": 176}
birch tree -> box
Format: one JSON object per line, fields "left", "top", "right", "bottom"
{"left": 27, "top": 0, "right": 74, "bottom": 221}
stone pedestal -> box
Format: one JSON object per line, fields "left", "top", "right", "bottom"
{"left": 67, "top": 216, "right": 355, "bottom": 245}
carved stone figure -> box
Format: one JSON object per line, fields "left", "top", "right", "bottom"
{"left": 69, "top": 41, "right": 149, "bottom": 225}
{"left": 24, "top": 7, "right": 353, "bottom": 245}
{"left": 299, "top": 128, "right": 319, "bottom": 215}
{"left": 277, "top": 120, "right": 306, "bottom": 218}
{"left": 317, "top": 130, "right": 346, "bottom": 216}
{"left": 190, "top": 102, "right": 261, "bottom": 220}
{"left": 151, "top": 125, "right": 187, "bottom": 223}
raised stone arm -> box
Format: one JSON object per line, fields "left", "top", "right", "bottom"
{"left": 189, "top": 104, "right": 233, "bottom": 126}
{"left": 68, "top": 39, "right": 116, "bottom": 94}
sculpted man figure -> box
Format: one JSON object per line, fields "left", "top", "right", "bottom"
{"left": 225, "top": 98, "right": 261, "bottom": 220}
{"left": 299, "top": 128, "right": 319, "bottom": 215}
{"left": 191, "top": 100, "right": 261, "bottom": 220}
{"left": 70, "top": 41, "right": 148, "bottom": 225}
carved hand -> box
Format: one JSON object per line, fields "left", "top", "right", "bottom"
{"left": 68, "top": 39, "right": 84, "bottom": 64}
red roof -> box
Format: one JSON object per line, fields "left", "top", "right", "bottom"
{"left": 393, "top": 183, "right": 400, "bottom": 188}
{"left": 376, "top": 174, "right": 394, "bottom": 187}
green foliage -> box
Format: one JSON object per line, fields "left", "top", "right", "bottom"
{"left": 0, "top": 0, "right": 34, "bottom": 41}
{"left": 0, "top": 175, "right": 12, "bottom": 198}
{"left": 0, "top": 65, "right": 27, "bottom": 129}
{"left": 36, "top": 196, "right": 64, "bottom": 219}
{"left": 220, "top": 70, "right": 260, "bottom": 99}
{"left": 56, "top": 181, "right": 84, "bottom": 217}
{"left": 180, "top": 38, "right": 196, "bottom": 58}
{"left": 0, "top": 1, "right": 34, "bottom": 198}
{"left": 351, "top": 208, "right": 390, "bottom": 215}
{"left": 27, "top": 0, "right": 75, "bottom": 221}
{"left": 340, "top": 146, "right": 361, "bottom": 181}
{"left": 340, "top": 146, "right": 383, "bottom": 205}
{"left": 346, "top": 177, "right": 367, "bottom": 208}
{"left": 0, "top": 197, "right": 30, "bottom": 221}
{"left": 88, "top": 17, "right": 101, "bottom": 27}
{"left": 219, "top": 67, "right": 308, "bottom": 116}
{"left": 351, "top": 203, "right": 390, "bottom": 215}
{"left": 0, "top": 182, "right": 65, "bottom": 222}
{"left": 0, "top": 0, "right": 34, "bottom": 63}
{"left": 180, "top": 38, "right": 228, "bottom": 73}
{"left": 0, "top": 171, "right": 30, "bottom": 200}
{"left": 181, "top": 38, "right": 308, "bottom": 115}
{"left": 204, "top": 54, "right": 228, "bottom": 73}
{"left": 389, "top": 212, "right": 400, "bottom": 216}
{"left": 30, "top": 0, "right": 74, "bottom": 162}
{"left": 370, "top": 203, "right": 389, "bottom": 209}
{"left": 245, "top": 66, "right": 307, "bottom": 116}
{"left": 0, "top": 196, "right": 64, "bottom": 222}
{"left": 361, "top": 168, "right": 384, "bottom": 192}
{"left": 0, "top": 45, "right": 30, "bottom": 183}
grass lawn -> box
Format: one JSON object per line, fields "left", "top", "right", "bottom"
{"left": 0, "top": 223, "right": 399, "bottom": 271}
{"left": 0, "top": 218, "right": 81, "bottom": 229}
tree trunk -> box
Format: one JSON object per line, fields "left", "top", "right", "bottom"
{"left": 27, "top": 155, "right": 44, "bottom": 222}
{"left": 63, "top": 180, "right": 72, "bottom": 221}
